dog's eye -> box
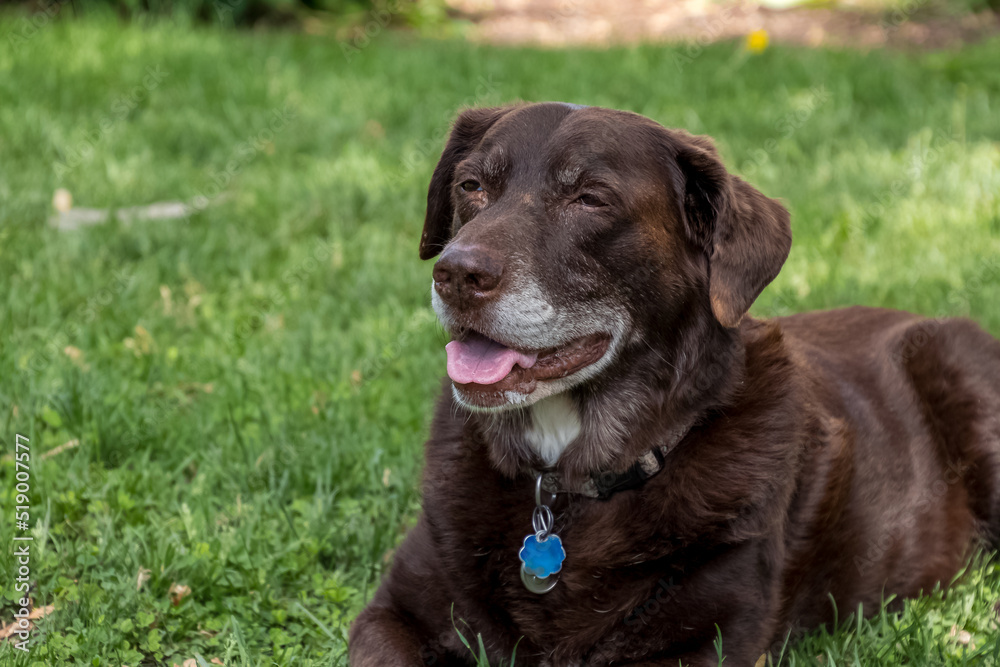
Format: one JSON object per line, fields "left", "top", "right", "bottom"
{"left": 576, "top": 193, "right": 605, "bottom": 207}
{"left": 460, "top": 180, "right": 483, "bottom": 192}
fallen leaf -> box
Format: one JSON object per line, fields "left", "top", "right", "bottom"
{"left": 125, "top": 325, "right": 155, "bottom": 356}
{"left": 303, "top": 16, "right": 327, "bottom": 35}
{"left": 364, "top": 119, "right": 385, "bottom": 140}
{"left": 949, "top": 625, "right": 974, "bottom": 647}
{"left": 755, "top": 654, "right": 767, "bottom": 667}
{"left": 134, "top": 325, "right": 154, "bottom": 352}
{"left": 0, "top": 622, "right": 24, "bottom": 640}
{"left": 169, "top": 583, "right": 192, "bottom": 606}
{"left": 42, "top": 439, "right": 81, "bottom": 460}
{"left": 382, "top": 468, "right": 391, "bottom": 487}
{"left": 0, "top": 604, "right": 55, "bottom": 640}
{"left": 160, "top": 285, "right": 173, "bottom": 315}
{"left": 62, "top": 346, "right": 89, "bottom": 370}
{"left": 53, "top": 188, "right": 73, "bottom": 212}
{"left": 30, "top": 606, "right": 55, "bottom": 620}
{"left": 180, "top": 382, "right": 213, "bottom": 395}
{"left": 136, "top": 567, "right": 151, "bottom": 591}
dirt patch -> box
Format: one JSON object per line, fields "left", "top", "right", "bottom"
{"left": 446, "top": 0, "right": 1000, "bottom": 50}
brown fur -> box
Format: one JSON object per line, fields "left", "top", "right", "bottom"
{"left": 350, "top": 103, "right": 1000, "bottom": 666}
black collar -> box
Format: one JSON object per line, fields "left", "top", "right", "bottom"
{"left": 529, "top": 416, "right": 696, "bottom": 500}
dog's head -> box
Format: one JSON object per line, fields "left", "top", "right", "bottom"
{"left": 423, "top": 103, "right": 791, "bottom": 413}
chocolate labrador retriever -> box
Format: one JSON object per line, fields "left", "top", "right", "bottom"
{"left": 349, "top": 102, "right": 1000, "bottom": 666}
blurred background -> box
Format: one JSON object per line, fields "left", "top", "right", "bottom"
{"left": 1, "top": 1, "right": 998, "bottom": 665}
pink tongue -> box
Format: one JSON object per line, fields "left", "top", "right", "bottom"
{"left": 445, "top": 333, "right": 538, "bottom": 385}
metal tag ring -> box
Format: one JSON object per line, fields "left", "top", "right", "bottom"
{"left": 532, "top": 504, "right": 554, "bottom": 538}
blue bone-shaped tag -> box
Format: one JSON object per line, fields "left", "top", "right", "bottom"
{"left": 518, "top": 534, "right": 566, "bottom": 578}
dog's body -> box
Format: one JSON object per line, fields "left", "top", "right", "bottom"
{"left": 350, "top": 103, "right": 1000, "bottom": 666}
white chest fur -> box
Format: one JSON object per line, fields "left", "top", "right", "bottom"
{"left": 524, "top": 393, "right": 581, "bottom": 466}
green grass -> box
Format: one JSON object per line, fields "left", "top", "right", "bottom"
{"left": 1, "top": 15, "right": 999, "bottom": 667}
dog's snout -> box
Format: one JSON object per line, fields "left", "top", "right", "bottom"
{"left": 433, "top": 245, "right": 504, "bottom": 306}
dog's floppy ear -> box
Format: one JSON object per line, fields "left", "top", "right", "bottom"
{"left": 419, "top": 105, "right": 516, "bottom": 260}
{"left": 667, "top": 131, "right": 792, "bottom": 328}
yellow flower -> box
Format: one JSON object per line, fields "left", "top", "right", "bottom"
{"left": 746, "top": 29, "right": 769, "bottom": 53}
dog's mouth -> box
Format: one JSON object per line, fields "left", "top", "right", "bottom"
{"left": 445, "top": 330, "right": 611, "bottom": 407}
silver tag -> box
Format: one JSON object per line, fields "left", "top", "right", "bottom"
{"left": 520, "top": 566, "right": 558, "bottom": 594}
{"left": 518, "top": 475, "right": 565, "bottom": 594}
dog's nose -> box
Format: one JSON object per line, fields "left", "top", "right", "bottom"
{"left": 433, "top": 245, "right": 504, "bottom": 306}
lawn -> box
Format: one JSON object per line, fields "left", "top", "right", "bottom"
{"left": 1, "top": 13, "right": 999, "bottom": 667}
